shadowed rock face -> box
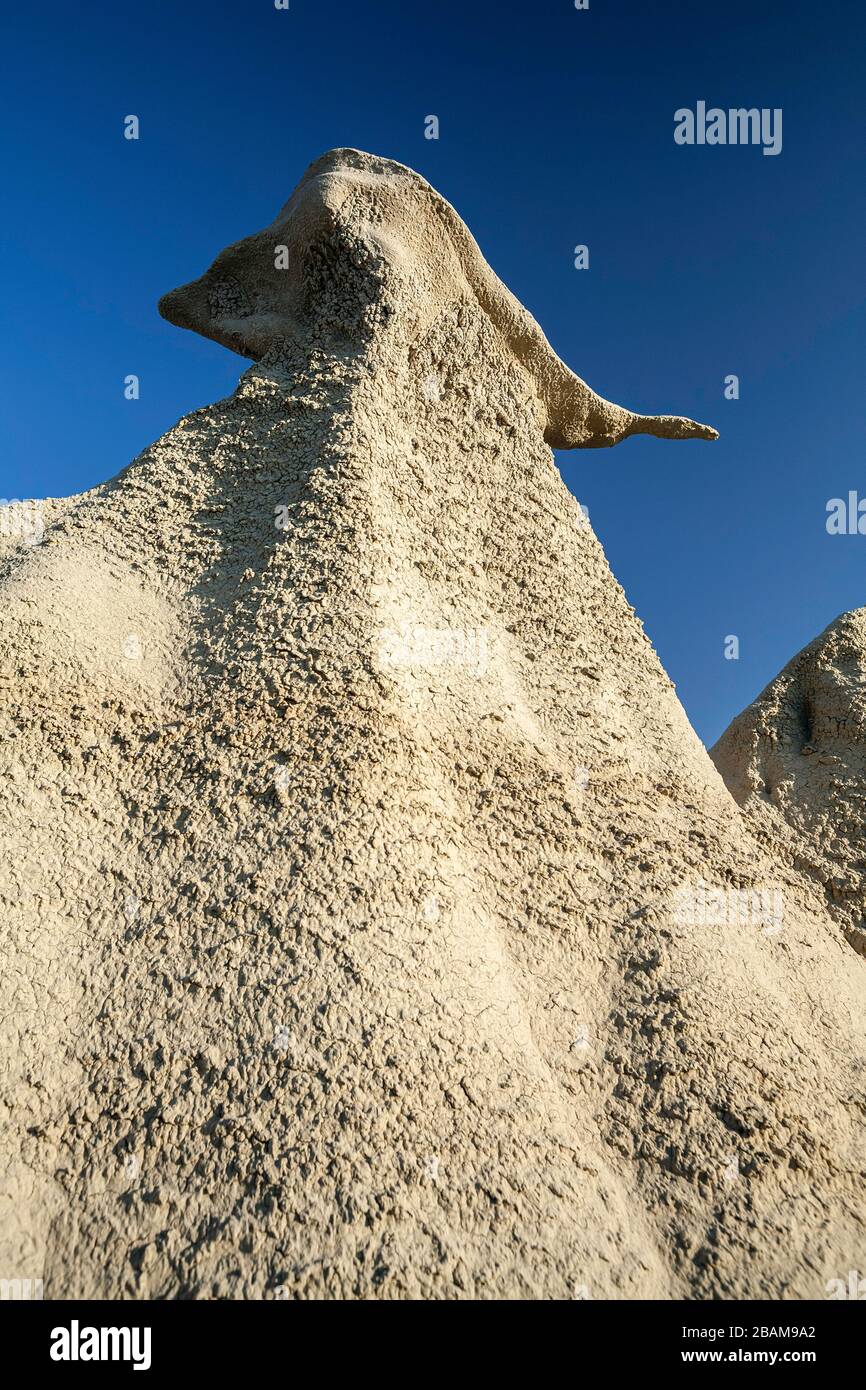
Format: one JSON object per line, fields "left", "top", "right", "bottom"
{"left": 160, "top": 148, "right": 718, "bottom": 450}
{"left": 711, "top": 609, "right": 866, "bottom": 953}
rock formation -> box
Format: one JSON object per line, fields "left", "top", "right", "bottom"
{"left": 159, "top": 149, "right": 718, "bottom": 450}
{"left": 1, "top": 151, "right": 863, "bottom": 1300}
{"left": 712, "top": 608, "right": 866, "bottom": 959}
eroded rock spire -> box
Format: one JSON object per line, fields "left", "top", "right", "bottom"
{"left": 159, "top": 148, "right": 718, "bottom": 450}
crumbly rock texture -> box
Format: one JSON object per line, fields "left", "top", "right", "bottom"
{"left": 1, "top": 150, "right": 862, "bottom": 1300}
{"left": 712, "top": 608, "right": 866, "bottom": 960}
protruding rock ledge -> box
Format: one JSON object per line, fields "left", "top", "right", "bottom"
{"left": 160, "top": 148, "right": 718, "bottom": 450}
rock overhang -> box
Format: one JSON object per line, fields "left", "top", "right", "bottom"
{"left": 160, "top": 148, "right": 719, "bottom": 450}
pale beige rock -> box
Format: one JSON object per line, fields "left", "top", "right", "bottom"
{"left": 712, "top": 608, "right": 866, "bottom": 958}
{"left": 159, "top": 149, "right": 718, "bottom": 450}
{"left": 1, "top": 150, "right": 863, "bottom": 1301}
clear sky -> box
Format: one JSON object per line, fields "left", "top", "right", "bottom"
{"left": 3, "top": 0, "right": 864, "bottom": 746}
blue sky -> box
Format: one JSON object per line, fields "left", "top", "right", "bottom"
{"left": 3, "top": 0, "right": 864, "bottom": 745}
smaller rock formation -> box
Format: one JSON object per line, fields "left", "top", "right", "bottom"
{"left": 711, "top": 608, "right": 866, "bottom": 955}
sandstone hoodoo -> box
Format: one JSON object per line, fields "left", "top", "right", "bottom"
{"left": 158, "top": 149, "right": 719, "bottom": 450}
{"left": 1, "top": 150, "right": 863, "bottom": 1300}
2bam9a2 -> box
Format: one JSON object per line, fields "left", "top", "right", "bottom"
{"left": 745, "top": 1327, "right": 815, "bottom": 1340}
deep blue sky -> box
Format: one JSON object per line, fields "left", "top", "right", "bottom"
{"left": 3, "top": 1, "right": 864, "bottom": 745}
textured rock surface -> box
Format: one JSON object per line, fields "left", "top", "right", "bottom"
{"left": 712, "top": 609, "right": 866, "bottom": 958}
{"left": 159, "top": 149, "right": 718, "bottom": 450}
{"left": 1, "top": 150, "right": 863, "bottom": 1300}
